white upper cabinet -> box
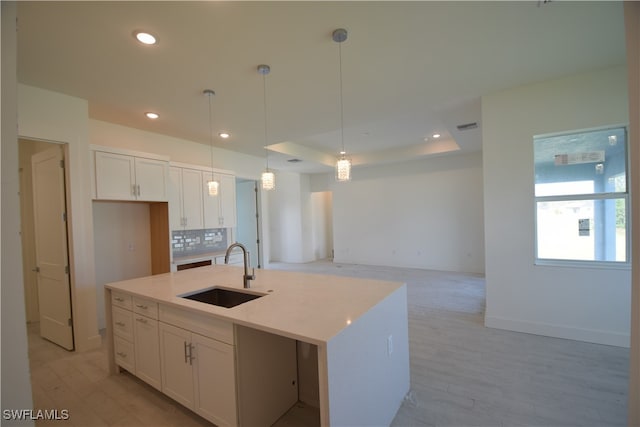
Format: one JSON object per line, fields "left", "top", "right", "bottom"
{"left": 94, "top": 149, "right": 169, "bottom": 201}
{"left": 169, "top": 167, "right": 204, "bottom": 231}
{"left": 203, "top": 172, "right": 237, "bottom": 229}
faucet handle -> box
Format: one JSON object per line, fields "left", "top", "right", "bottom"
{"left": 249, "top": 268, "right": 256, "bottom": 280}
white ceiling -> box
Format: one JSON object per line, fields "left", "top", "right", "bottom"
{"left": 17, "top": 1, "right": 626, "bottom": 174}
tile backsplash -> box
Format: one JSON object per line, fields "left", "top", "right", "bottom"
{"left": 172, "top": 228, "right": 228, "bottom": 257}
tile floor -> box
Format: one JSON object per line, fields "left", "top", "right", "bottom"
{"left": 28, "top": 261, "right": 629, "bottom": 426}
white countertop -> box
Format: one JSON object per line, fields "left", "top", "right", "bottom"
{"left": 105, "top": 264, "right": 405, "bottom": 345}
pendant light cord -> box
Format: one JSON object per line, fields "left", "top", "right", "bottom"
{"left": 338, "top": 40, "right": 345, "bottom": 155}
{"left": 262, "top": 72, "right": 269, "bottom": 170}
{"left": 206, "top": 90, "right": 215, "bottom": 175}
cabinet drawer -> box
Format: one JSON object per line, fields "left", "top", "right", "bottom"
{"left": 112, "top": 291, "right": 132, "bottom": 310}
{"left": 159, "top": 304, "right": 234, "bottom": 345}
{"left": 114, "top": 335, "right": 135, "bottom": 373}
{"left": 133, "top": 297, "right": 158, "bottom": 320}
{"left": 112, "top": 306, "right": 134, "bottom": 341}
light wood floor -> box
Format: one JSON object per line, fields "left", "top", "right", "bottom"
{"left": 28, "top": 261, "right": 628, "bottom": 426}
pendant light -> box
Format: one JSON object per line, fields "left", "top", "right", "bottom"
{"left": 203, "top": 89, "right": 219, "bottom": 196}
{"left": 258, "top": 64, "right": 275, "bottom": 191}
{"left": 333, "top": 28, "right": 352, "bottom": 182}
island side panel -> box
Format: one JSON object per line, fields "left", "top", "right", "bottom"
{"left": 105, "top": 287, "right": 117, "bottom": 374}
{"left": 325, "top": 285, "right": 410, "bottom": 426}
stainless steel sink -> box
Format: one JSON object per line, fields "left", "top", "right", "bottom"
{"left": 180, "top": 287, "right": 264, "bottom": 308}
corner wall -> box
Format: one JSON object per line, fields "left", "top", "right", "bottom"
{"left": 482, "top": 66, "right": 630, "bottom": 347}
{"left": 625, "top": 1, "right": 640, "bottom": 423}
{"left": 2, "top": 3, "right": 35, "bottom": 423}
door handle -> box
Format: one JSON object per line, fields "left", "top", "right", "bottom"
{"left": 32, "top": 267, "right": 40, "bottom": 273}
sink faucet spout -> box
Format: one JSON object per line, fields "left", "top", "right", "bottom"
{"left": 224, "top": 243, "right": 255, "bottom": 288}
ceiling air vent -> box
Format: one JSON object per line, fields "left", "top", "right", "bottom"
{"left": 456, "top": 122, "right": 478, "bottom": 131}
{"left": 287, "top": 158, "right": 302, "bottom": 163}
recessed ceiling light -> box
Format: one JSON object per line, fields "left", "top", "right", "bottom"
{"left": 134, "top": 31, "right": 157, "bottom": 45}
{"left": 432, "top": 133, "right": 441, "bottom": 139}
{"left": 219, "top": 132, "right": 230, "bottom": 139}
{"left": 145, "top": 112, "right": 159, "bottom": 119}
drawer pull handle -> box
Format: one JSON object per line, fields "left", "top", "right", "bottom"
{"left": 114, "top": 297, "right": 124, "bottom": 302}
{"left": 136, "top": 317, "right": 148, "bottom": 324}
{"left": 115, "top": 321, "right": 125, "bottom": 327}
{"left": 116, "top": 351, "right": 127, "bottom": 358}
{"left": 135, "top": 304, "right": 148, "bottom": 309}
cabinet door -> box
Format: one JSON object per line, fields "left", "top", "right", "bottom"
{"left": 168, "top": 167, "right": 183, "bottom": 231}
{"left": 95, "top": 152, "right": 136, "bottom": 200}
{"left": 218, "top": 174, "right": 237, "bottom": 228}
{"left": 135, "top": 157, "right": 169, "bottom": 201}
{"left": 181, "top": 169, "right": 204, "bottom": 230}
{"left": 192, "top": 333, "right": 237, "bottom": 427}
{"left": 134, "top": 315, "right": 162, "bottom": 391}
{"left": 159, "top": 323, "right": 194, "bottom": 409}
{"left": 202, "top": 172, "right": 222, "bottom": 229}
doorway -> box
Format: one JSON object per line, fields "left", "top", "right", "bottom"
{"left": 235, "top": 179, "right": 262, "bottom": 268}
{"left": 19, "top": 139, "right": 74, "bottom": 350}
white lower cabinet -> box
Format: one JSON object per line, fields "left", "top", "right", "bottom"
{"left": 112, "top": 294, "right": 161, "bottom": 391}
{"left": 159, "top": 321, "right": 237, "bottom": 427}
{"left": 133, "top": 313, "right": 161, "bottom": 391}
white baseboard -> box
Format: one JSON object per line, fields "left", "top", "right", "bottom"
{"left": 485, "top": 315, "right": 630, "bottom": 348}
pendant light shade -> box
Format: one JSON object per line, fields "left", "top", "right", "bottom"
{"left": 261, "top": 170, "right": 275, "bottom": 191}
{"left": 333, "top": 28, "right": 351, "bottom": 182}
{"left": 207, "top": 180, "right": 219, "bottom": 196}
{"left": 258, "top": 64, "right": 275, "bottom": 191}
{"left": 336, "top": 154, "right": 352, "bottom": 182}
{"left": 204, "top": 89, "right": 219, "bottom": 196}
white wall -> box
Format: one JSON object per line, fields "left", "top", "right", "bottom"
{"left": 311, "top": 192, "right": 333, "bottom": 260}
{"left": 331, "top": 152, "right": 485, "bottom": 274}
{"left": 18, "top": 85, "right": 102, "bottom": 352}
{"left": 93, "top": 202, "right": 152, "bottom": 329}
{"left": 2, "top": 3, "right": 35, "bottom": 423}
{"left": 482, "top": 66, "right": 630, "bottom": 347}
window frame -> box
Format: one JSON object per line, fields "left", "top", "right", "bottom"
{"left": 533, "top": 125, "right": 631, "bottom": 269}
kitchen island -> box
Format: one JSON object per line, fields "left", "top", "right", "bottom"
{"left": 105, "top": 264, "right": 410, "bottom": 426}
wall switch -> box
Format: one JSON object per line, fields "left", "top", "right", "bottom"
{"left": 387, "top": 335, "right": 393, "bottom": 356}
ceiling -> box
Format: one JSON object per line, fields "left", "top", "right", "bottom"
{"left": 16, "top": 1, "right": 626, "bottom": 174}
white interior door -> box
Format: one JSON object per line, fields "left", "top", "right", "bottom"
{"left": 32, "top": 146, "right": 74, "bottom": 350}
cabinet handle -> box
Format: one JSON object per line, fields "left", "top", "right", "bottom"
{"left": 132, "top": 184, "right": 137, "bottom": 197}
{"left": 114, "top": 297, "right": 124, "bottom": 302}
{"left": 184, "top": 341, "right": 189, "bottom": 364}
{"left": 188, "top": 343, "right": 195, "bottom": 366}
{"left": 115, "top": 321, "right": 125, "bottom": 327}
{"left": 135, "top": 304, "right": 148, "bottom": 310}
{"left": 137, "top": 185, "right": 141, "bottom": 196}
{"left": 135, "top": 317, "right": 148, "bottom": 324}
{"left": 116, "top": 351, "right": 127, "bottom": 358}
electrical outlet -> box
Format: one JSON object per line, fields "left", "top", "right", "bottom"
{"left": 387, "top": 335, "right": 393, "bottom": 356}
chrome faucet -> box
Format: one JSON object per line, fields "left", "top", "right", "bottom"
{"left": 224, "top": 242, "right": 255, "bottom": 288}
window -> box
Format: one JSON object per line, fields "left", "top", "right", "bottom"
{"left": 534, "top": 127, "right": 628, "bottom": 265}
